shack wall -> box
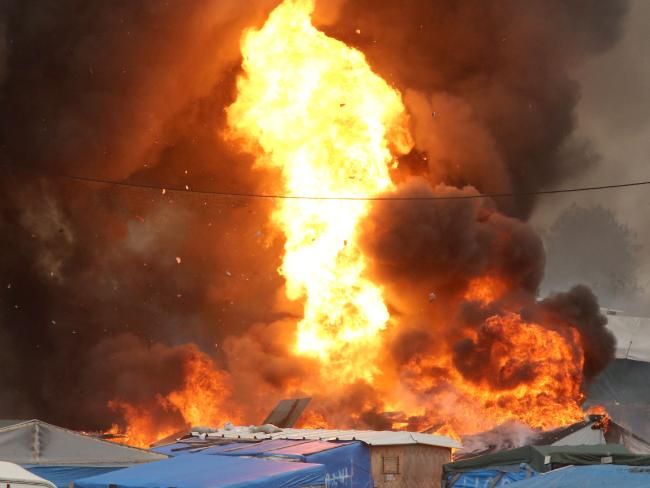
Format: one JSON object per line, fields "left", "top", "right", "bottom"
{"left": 370, "top": 444, "right": 451, "bottom": 488}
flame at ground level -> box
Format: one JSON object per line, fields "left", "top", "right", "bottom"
{"left": 107, "top": 349, "right": 238, "bottom": 448}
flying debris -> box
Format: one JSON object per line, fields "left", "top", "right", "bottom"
{"left": 428, "top": 291, "right": 437, "bottom": 302}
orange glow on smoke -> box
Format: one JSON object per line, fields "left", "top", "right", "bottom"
{"left": 227, "top": 0, "right": 412, "bottom": 382}
{"left": 464, "top": 276, "right": 509, "bottom": 304}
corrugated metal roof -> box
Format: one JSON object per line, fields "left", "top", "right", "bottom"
{"left": 193, "top": 427, "right": 461, "bottom": 449}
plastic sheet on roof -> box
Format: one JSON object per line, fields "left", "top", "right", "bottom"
{"left": 445, "top": 444, "right": 634, "bottom": 474}
{"left": 72, "top": 453, "right": 326, "bottom": 488}
{"left": 445, "top": 466, "right": 535, "bottom": 488}
{"left": 199, "top": 427, "right": 461, "bottom": 449}
{"left": 25, "top": 466, "right": 124, "bottom": 488}
{"left": 212, "top": 439, "right": 350, "bottom": 457}
{"left": 153, "top": 439, "right": 372, "bottom": 487}
{"left": 506, "top": 464, "right": 650, "bottom": 488}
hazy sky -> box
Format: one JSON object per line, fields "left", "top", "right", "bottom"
{"left": 533, "top": 0, "right": 650, "bottom": 310}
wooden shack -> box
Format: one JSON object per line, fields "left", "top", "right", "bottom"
{"left": 368, "top": 435, "right": 455, "bottom": 488}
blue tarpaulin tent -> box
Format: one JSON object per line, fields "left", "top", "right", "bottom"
{"left": 153, "top": 439, "right": 372, "bottom": 488}
{"left": 506, "top": 464, "right": 650, "bottom": 488}
{"left": 73, "top": 452, "right": 326, "bottom": 488}
{"left": 25, "top": 467, "right": 125, "bottom": 488}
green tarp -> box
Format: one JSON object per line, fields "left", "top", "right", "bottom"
{"left": 444, "top": 444, "right": 650, "bottom": 474}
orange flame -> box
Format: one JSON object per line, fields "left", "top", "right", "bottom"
{"left": 402, "top": 313, "right": 585, "bottom": 433}
{"left": 107, "top": 350, "right": 238, "bottom": 447}
{"left": 227, "top": 0, "right": 412, "bottom": 382}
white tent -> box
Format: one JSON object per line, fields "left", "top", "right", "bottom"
{"left": 0, "top": 461, "right": 56, "bottom": 488}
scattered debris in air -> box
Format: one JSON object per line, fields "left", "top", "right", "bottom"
{"left": 176, "top": 257, "right": 182, "bottom": 264}
{"left": 225, "top": 270, "right": 232, "bottom": 277}
{"left": 428, "top": 291, "right": 437, "bottom": 302}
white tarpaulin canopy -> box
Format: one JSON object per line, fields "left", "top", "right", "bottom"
{"left": 605, "top": 313, "right": 650, "bottom": 363}
{"left": 0, "top": 462, "right": 57, "bottom": 488}
{"left": 0, "top": 420, "right": 166, "bottom": 466}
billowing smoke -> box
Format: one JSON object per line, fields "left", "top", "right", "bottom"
{"left": 0, "top": 0, "right": 628, "bottom": 435}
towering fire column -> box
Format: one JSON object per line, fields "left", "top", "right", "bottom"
{"left": 227, "top": 0, "right": 413, "bottom": 381}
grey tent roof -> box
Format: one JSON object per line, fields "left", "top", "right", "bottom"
{"left": 457, "top": 415, "right": 650, "bottom": 460}
{"left": 535, "top": 416, "right": 650, "bottom": 454}
{"left": 0, "top": 420, "right": 167, "bottom": 466}
{"left": 444, "top": 444, "right": 644, "bottom": 473}
{"left": 0, "top": 420, "right": 27, "bottom": 429}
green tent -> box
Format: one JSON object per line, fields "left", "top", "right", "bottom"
{"left": 444, "top": 444, "right": 650, "bottom": 474}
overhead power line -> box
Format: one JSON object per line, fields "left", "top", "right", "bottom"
{"left": 1, "top": 162, "right": 649, "bottom": 201}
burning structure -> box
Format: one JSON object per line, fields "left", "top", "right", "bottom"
{"left": 0, "top": 0, "right": 633, "bottom": 450}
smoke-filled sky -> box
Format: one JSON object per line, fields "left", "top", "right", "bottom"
{"left": 0, "top": 0, "right": 641, "bottom": 433}
{"left": 533, "top": 0, "right": 650, "bottom": 314}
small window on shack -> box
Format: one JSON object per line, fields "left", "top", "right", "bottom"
{"left": 382, "top": 455, "right": 400, "bottom": 474}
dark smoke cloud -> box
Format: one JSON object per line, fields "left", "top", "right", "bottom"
{"left": 360, "top": 179, "right": 545, "bottom": 309}
{"left": 0, "top": 0, "right": 281, "bottom": 430}
{"left": 323, "top": 0, "right": 629, "bottom": 218}
{"left": 541, "top": 285, "right": 617, "bottom": 382}
{"left": 0, "top": 0, "right": 630, "bottom": 433}
{"left": 361, "top": 181, "right": 612, "bottom": 392}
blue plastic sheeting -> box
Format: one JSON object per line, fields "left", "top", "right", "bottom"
{"left": 305, "top": 442, "right": 371, "bottom": 488}
{"left": 205, "top": 439, "right": 307, "bottom": 456}
{"left": 156, "top": 439, "right": 372, "bottom": 488}
{"left": 25, "top": 466, "right": 125, "bottom": 488}
{"left": 73, "top": 453, "right": 326, "bottom": 488}
{"left": 211, "top": 440, "right": 348, "bottom": 457}
{"left": 446, "top": 466, "right": 536, "bottom": 488}
{"left": 506, "top": 464, "right": 650, "bottom": 488}
{"left": 152, "top": 442, "right": 243, "bottom": 457}
{"left": 204, "top": 439, "right": 371, "bottom": 488}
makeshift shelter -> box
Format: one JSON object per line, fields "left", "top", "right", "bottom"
{"left": 443, "top": 444, "right": 650, "bottom": 488}
{"left": 157, "top": 426, "right": 460, "bottom": 488}
{"left": 154, "top": 438, "right": 371, "bottom": 487}
{"left": 73, "top": 452, "right": 326, "bottom": 488}
{"left": 587, "top": 311, "right": 650, "bottom": 441}
{"left": 535, "top": 413, "right": 650, "bottom": 453}
{"left": 0, "top": 420, "right": 166, "bottom": 488}
{"left": 0, "top": 461, "right": 56, "bottom": 488}
{"left": 506, "top": 464, "right": 650, "bottom": 488}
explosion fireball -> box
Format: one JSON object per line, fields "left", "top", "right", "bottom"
{"left": 105, "top": 0, "right": 615, "bottom": 447}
